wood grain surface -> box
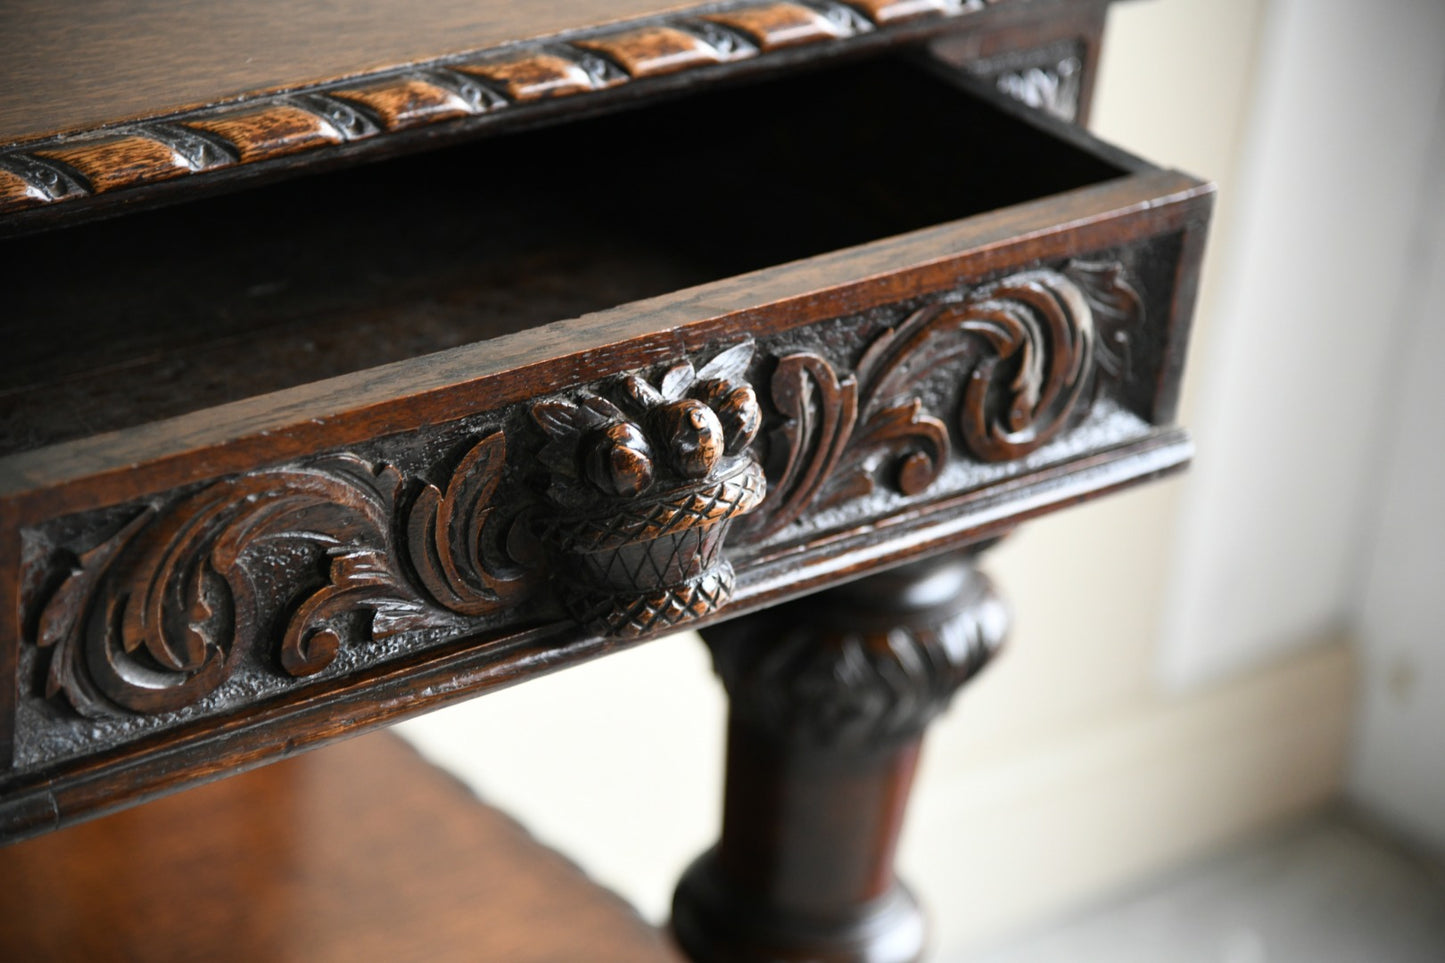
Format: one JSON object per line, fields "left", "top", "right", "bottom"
{"left": 0, "top": 730, "right": 682, "bottom": 962}
{"left": 676, "top": 551, "right": 1008, "bottom": 961}
{"left": 0, "top": 166, "right": 1203, "bottom": 509}
{"left": 0, "top": 0, "right": 1069, "bottom": 228}
{"left": 0, "top": 0, "right": 694, "bottom": 142}
{"left": 0, "top": 58, "right": 1126, "bottom": 459}
{"left": 0, "top": 9, "right": 1216, "bottom": 963}
{"left": 0, "top": 33, "right": 1212, "bottom": 854}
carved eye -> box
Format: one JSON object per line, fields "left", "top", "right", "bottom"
{"left": 654, "top": 399, "right": 724, "bottom": 479}
{"left": 583, "top": 422, "right": 654, "bottom": 497}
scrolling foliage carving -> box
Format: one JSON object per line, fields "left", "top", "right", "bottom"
{"left": 32, "top": 436, "right": 526, "bottom": 719}
{"left": 25, "top": 344, "right": 769, "bottom": 722}
{"left": 531, "top": 342, "right": 766, "bottom": 638}
{"left": 21, "top": 263, "right": 1135, "bottom": 725}
{"left": 749, "top": 262, "right": 1139, "bottom": 537}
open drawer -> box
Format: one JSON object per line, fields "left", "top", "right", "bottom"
{"left": 0, "top": 54, "right": 1211, "bottom": 838}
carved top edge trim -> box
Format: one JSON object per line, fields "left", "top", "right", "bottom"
{"left": 0, "top": 0, "right": 1007, "bottom": 221}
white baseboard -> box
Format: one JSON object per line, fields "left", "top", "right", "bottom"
{"left": 901, "top": 641, "right": 1355, "bottom": 957}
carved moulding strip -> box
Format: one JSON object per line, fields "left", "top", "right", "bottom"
{"left": 0, "top": 0, "right": 1011, "bottom": 221}
{"left": 745, "top": 261, "right": 1141, "bottom": 539}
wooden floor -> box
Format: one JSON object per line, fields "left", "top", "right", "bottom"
{"left": 0, "top": 732, "right": 683, "bottom": 962}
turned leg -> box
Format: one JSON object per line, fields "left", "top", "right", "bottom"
{"left": 673, "top": 549, "right": 1009, "bottom": 963}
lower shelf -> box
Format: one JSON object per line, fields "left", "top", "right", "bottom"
{"left": 0, "top": 731, "right": 682, "bottom": 962}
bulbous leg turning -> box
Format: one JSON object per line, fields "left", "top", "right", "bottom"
{"left": 672, "top": 549, "right": 1008, "bottom": 963}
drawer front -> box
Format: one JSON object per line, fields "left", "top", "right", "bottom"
{"left": 0, "top": 79, "right": 1211, "bottom": 839}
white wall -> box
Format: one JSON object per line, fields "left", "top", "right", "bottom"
{"left": 1157, "top": 0, "right": 1445, "bottom": 687}
{"left": 1139, "top": 0, "right": 1445, "bottom": 854}
{"left": 1348, "top": 88, "right": 1445, "bottom": 851}
{"left": 397, "top": 631, "right": 725, "bottom": 922}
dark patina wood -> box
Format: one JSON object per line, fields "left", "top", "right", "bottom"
{"left": 929, "top": 0, "right": 1111, "bottom": 125}
{"left": 0, "top": 731, "right": 683, "bottom": 962}
{"left": 0, "top": 55, "right": 1211, "bottom": 846}
{"left": 0, "top": 3, "right": 1210, "bottom": 960}
{"left": 0, "top": 58, "right": 1145, "bottom": 457}
{"left": 0, "top": 56, "right": 1211, "bottom": 842}
{"left": 675, "top": 550, "right": 1007, "bottom": 961}
{"left": 1, "top": 0, "right": 1099, "bottom": 234}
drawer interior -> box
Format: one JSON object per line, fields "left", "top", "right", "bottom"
{"left": 0, "top": 56, "right": 1133, "bottom": 457}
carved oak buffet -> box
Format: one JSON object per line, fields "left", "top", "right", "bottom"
{"left": 0, "top": 1, "right": 1211, "bottom": 959}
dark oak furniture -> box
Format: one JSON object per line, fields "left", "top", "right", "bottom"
{"left": 0, "top": 730, "right": 684, "bottom": 962}
{"left": 0, "top": 1, "right": 1211, "bottom": 959}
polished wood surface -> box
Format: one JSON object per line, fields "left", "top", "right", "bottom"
{"left": 0, "top": 6, "right": 1214, "bottom": 958}
{"left": 0, "top": 57, "right": 1210, "bottom": 842}
{"left": 0, "top": 60, "right": 1131, "bottom": 458}
{"left": 0, "top": 0, "right": 1075, "bottom": 230}
{"left": 0, "top": 731, "right": 682, "bottom": 962}
{"left": 0, "top": 0, "right": 694, "bottom": 142}
{"left": 675, "top": 552, "right": 1006, "bottom": 961}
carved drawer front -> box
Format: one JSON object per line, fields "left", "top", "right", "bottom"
{"left": 0, "top": 56, "right": 1211, "bottom": 839}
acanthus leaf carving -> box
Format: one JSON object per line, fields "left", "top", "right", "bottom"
{"left": 993, "top": 55, "right": 1083, "bottom": 124}
{"left": 27, "top": 336, "right": 776, "bottom": 722}
{"left": 706, "top": 556, "right": 1009, "bottom": 748}
{"left": 747, "top": 262, "right": 1141, "bottom": 537}
{"left": 824, "top": 398, "right": 949, "bottom": 507}
{"left": 405, "top": 431, "right": 527, "bottom": 616}
{"left": 952, "top": 269, "right": 1097, "bottom": 461}
{"left": 1067, "top": 259, "right": 1140, "bottom": 383}
{"left": 22, "top": 264, "right": 1139, "bottom": 724}
{"left": 31, "top": 436, "right": 526, "bottom": 719}
{"left": 740, "top": 352, "right": 857, "bottom": 539}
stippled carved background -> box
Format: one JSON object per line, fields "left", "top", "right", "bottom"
{"left": 10, "top": 248, "right": 1180, "bottom": 770}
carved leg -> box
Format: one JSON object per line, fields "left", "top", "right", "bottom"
{"left": 672, "top": 549, "right": 1009, "bottom": 963}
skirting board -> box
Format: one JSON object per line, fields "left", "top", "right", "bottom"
{"left": 394, "top": 633, "right": 1353, "bottom": 953}
{"left": 902, "top": 639, "right": 1355, "bottom": 957}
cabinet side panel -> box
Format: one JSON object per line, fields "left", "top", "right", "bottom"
{"left": 928, "top": 0, "right": 1110, "bottom": 126}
